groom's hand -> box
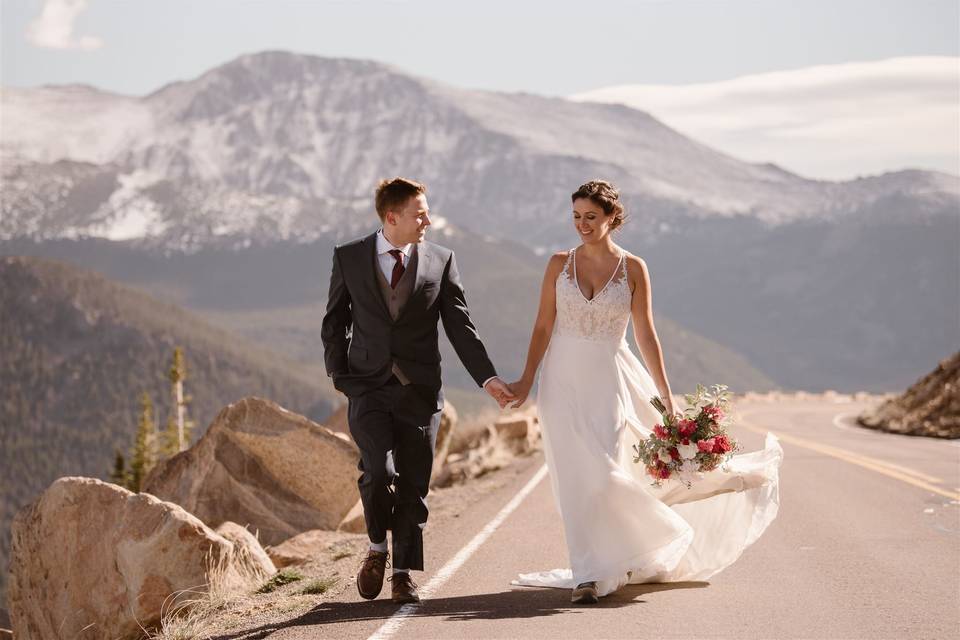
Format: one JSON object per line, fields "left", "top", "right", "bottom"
{"left": 505, "top": 379, "right": 532, "bottom": 409}
{"left": 483, "top": 377, "right": 516, "bottom": 409}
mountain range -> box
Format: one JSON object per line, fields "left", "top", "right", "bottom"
{"left": 2, "top": 50, "right": 957, "bottom": 392}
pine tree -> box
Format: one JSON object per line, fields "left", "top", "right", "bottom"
{"left": 109, "top": 449, "right": 130, "bottom": 488}
{"left": 168, "top": 347, "right": 194, "bottom": 452}
{"left": 159, "top": 415, "right": 180, "bottom": 458}
{"left": 129, "top": 391, "right": 157, "bottom": 492}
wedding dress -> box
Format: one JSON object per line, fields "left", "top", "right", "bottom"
{"left": 513, "top": 248, "right": 783, "bottom": 597}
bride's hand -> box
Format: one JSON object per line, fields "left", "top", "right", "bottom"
{"left": 664, "top": 394, "right": 677, "bottom": 417}
{"left": 506, "top": 379, "right": 532, "bottom": 408}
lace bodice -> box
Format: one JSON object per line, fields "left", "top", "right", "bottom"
{"left": 554, "top": 247, "right": 631, "bottom": 343}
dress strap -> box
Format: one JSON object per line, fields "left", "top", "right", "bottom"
{"left": 563, "top": 248, "right": 576, "bottom": 279}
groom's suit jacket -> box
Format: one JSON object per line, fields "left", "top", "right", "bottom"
{"left": 321, "top": 231, "right": 496, "bottom": 402}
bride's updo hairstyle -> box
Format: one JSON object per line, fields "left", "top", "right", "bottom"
{"left": 571, "top": 180, "right": 627, "bottom": 231}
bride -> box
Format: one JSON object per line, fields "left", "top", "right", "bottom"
{"left": 507, "top": 180, "right": 783, "bottom": 604}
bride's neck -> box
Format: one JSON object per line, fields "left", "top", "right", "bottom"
{"left": 579, "top": 236, "right": 618, "bottom": 258}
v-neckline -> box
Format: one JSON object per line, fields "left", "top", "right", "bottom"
{"left": 573, "top": 247, "right": 623, "bottom": 303}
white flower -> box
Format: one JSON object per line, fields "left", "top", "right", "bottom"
{"left": 658, "top": 449, "right": 673, "bottom": 464}
{"left": 678, "top": 443, "right": 698, "bottom": 460}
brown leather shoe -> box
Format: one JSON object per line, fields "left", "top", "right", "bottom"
{"left": 389, "top": 572, "right": 420, "bottom": 604}
{"left": 356, "top": 550, "right": 389, "bottom": 599}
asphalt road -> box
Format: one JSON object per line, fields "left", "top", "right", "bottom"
{"left": 232, "top": 399, "right": 960, "bottom": 639}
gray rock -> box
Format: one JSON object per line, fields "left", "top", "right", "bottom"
{"left": 144, "top": 397, "right": 360, "bottom": 545}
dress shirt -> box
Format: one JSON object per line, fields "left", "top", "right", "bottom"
{"left": 376, "top": 228, "right": 413, "bottom": 283}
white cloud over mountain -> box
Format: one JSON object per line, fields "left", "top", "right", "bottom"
{"left": 571, "top": 57, "right": 959, "bottom": 180}
{"left": 25, "top": 0, "right": 102, "bottom": 50}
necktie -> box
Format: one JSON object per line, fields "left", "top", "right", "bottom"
{"left": 388, "top": 249, "right": 405, "bottom": 289}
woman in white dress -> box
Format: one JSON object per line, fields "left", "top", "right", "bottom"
{"left": 507, "top": 180, "right": 783, "bottom": 604}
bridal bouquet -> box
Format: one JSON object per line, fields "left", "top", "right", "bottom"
{"left": 633, "top": 384, "right": 741, "bottom": 488}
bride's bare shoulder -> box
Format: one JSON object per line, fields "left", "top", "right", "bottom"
{"left": 620, "top": 251, "right": 651, "bottom": 284}
{"left": 620, "top": 250, "right": 647, "bottom": 269}
{"left": 546, "top": 251, "right": 570, "bottom": 271}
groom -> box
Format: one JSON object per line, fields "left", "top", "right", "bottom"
{"left": 322, "top": 177, "right": 514, "bottom": 604}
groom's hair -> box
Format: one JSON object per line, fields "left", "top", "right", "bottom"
{"left": 375, "top": 177, "right": 427, "bottom": 221}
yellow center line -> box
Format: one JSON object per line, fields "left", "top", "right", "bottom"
{"left": 739, "top": 410, "right": 945, "bottom": 483}
{"left": 829, "top": 412, "right": 946, "bottom": 483}
{"left": 738, "top": 420, "right": 960, "bottom": 502}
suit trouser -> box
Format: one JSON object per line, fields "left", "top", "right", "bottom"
{"left": 346, "top": 378, "right": 441, "bottom": 571}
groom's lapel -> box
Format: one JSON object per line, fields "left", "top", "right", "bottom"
{"left": 411, "top": 242, "right": 431, "bottom": 299}
{"left": 396, "top": 242, "right": 432, "bottom": 322}
{"left": 363, "top": 233, "right": 392, "bottom": 321}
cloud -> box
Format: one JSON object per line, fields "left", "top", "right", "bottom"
{"left": 26, "top": 0, "right": 103, "bottom": 50}
{"left": 571, "top": 57, "right": 959, "bottom": 180}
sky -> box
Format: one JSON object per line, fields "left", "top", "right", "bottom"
{"left": 2, "top": 0, "right": 958, "bottom": 179}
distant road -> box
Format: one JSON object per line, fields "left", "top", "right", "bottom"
{"left": 243, "top": 399, "right": 960, "bottom": 639}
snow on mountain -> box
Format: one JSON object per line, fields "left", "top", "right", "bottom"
{"left": 1, "top": 51, "right": 957, "bottom": 249}
{"left": 1, "top": 84, "right": 153, "bottom": 164}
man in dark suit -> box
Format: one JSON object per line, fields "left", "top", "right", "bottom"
{"left": 322, "top": 177, "right": 514, "bottom": 604}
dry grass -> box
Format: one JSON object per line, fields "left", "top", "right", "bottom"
{"left": 144, "top": 543, "right": 267, "bottom": 640}
{"left": 146, "top": 588, "right": 231, "bottom": 640}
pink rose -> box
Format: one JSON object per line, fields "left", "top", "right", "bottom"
{"left": 713, "top": 435, "right": 732, "bottom": 454}
{"left": 678, "top": 419, "right": 697, "bottom": 437}
{"left": 658, "top": 466, "right": 672, "bottom": 480}
{"left": 697, "top": 438, "right": 716, "bottom": 453}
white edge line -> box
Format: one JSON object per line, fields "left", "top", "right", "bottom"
{"left": 367, "top": 464, "right": 549, "bottom": 640}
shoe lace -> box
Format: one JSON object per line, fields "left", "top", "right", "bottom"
{"left": 387, "top": 573, "right": 417, "bottom": 587}
{"left": 360, "top": 550, "right": 390, "bottom": 571}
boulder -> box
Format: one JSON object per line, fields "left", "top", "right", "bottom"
{"left": 214, "top": 521, "right": 276, "bottom": 578}
{"left": 265, "top": 529, "right": 360, "bottom": 568}
{"left": 493, "top": 413, "right": 541, "bottom": 455}
{"left": 433, "top": 426, "right": 515, "bottom": 488}
{"left": 336, "top": 499, "right": 367, "bottom": 534}
{"left": 143, "top": 397, "right": 360, "bottom": 545}
{"left": 8, "top": 477, "right": 268, "bottom": 640}
{"left": 431, "top": 402, "right": 459, "bottom": 484}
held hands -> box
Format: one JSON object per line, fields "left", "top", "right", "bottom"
{"left": 484, "top": 377, "right": 517, "bottom": 409}
{"left": 505, "top": 378, "right": 533, "bottom": 409}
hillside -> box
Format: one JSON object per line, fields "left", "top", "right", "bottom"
{"left": 0, "top": 236, "right": 778, "bottom": 397}
{"left": 857, "top": 352, "right": 960, "bottom": 438}
{"left": 0, "top": 256, "right": 341, "bottom": 612}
